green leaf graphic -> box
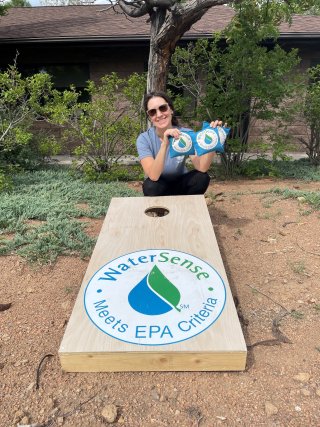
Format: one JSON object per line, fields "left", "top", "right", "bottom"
{"left": 178, "top": 138, "right": 187, "bottom": 148}
{"left": 204, "top": 133, "right": 213, "bottom": 144}
{"left": 148, "top": 265, "right": 181, "bottom": 312}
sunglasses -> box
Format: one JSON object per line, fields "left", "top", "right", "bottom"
{"left": 147, "top": 103, "right": 169, "bottom": 117}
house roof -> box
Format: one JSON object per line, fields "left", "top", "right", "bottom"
{"left": 0, "top": 5, "right": 234, "bottom": 43}
{"left": 0, "top": 5, "right": 320, "bottom": 44}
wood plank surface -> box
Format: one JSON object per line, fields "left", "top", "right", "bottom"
{"left": 59, "top": 195, "right": 247, "bottom": 371}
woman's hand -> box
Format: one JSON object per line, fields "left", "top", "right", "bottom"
{"left": 210, "top": 120, "right": 225, "bottom": 128}
{"left": 163, "top": 128, "right": 181, "bottom": 146}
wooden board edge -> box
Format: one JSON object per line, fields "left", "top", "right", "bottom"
{"left": 59, "top": 351, "right": 247, "bottom": 372}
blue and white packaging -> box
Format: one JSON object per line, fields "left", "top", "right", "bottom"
{"left": 169, "top": 131, "right": 195, "bottom": 158}
{"left": 194, "top": 121, "right": 230, "bottom": 156}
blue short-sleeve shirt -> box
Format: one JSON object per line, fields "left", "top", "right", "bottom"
{"left": 136, "top": 127, "right": 189, "bottom": 181}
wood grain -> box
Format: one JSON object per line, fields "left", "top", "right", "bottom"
{"left": 59, "top": 195, "right": 247, "bottom": 371}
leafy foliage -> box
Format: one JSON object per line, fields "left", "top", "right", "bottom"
{"left": 170, "top": 2, "right": 301, "bottom": 176}
{"left": 5, "top": 0, "right": 31, "bottom": 7}
{"left": 297, "top": 65, "right": 320, "bottom": 165}
{"left": 0, "top": 167, "right": 141, "bottom": 263}
{"left": 43, "top": 72, "right": 146, "bottom": 181}
{"left": 0, "top": 0, "right": 8, "bottom": 15}
{"left": 0, "top": 61, "right": 54, "bottom": 186}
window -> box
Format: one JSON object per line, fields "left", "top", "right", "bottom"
{"left": 21, "top": 63, "right": 90, "bottom": 102}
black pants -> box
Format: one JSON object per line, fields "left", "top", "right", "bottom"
{"left": 142, "top": 170, "right": 210, "bottom": 196}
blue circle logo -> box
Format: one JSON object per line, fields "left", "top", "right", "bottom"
{"left": 84, "top": 249, "right": 226, "bottom": 346}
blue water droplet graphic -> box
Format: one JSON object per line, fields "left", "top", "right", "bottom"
{"left": 128, "top": 274, "right": 172, "bottom": 315}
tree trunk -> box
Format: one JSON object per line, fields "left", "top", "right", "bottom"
{"left": 146, "top": 5, "right": 211, "bottom": 92}
{"left": 147, "top": 41, "right": 172, "bottom": 92}
{"left": 146, "top": 8, "right": 172, "bottom": 92}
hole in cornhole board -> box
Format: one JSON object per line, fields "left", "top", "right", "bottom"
{"left": 145, "top": 206, "right": 169, "bottom": 217}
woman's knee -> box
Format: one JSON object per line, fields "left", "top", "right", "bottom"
{"left": 142, "top": 178, "right": 168, "bottom": 196}
{"left": 188, "top": 170, "right": 210, "bottom": 194}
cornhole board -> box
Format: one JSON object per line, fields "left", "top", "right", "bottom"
{"left": 59, "top": 195, "right": 247, "bottom": 372}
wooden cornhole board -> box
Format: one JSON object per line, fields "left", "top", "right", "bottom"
{"left": 59, "top": 195, "right": 247, "bottom": 372}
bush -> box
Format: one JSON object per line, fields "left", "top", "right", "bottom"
{"left": 0, "top": 60, "right": 54, "bottom": 182}
{"left": 169, "top": 2, "right": 300, "bottom": 176}
{"left": 44, "top": 72, "right": 146, "bottom": 181}
{"left": 298, "top": 65, "right": 320, "bottom": 165}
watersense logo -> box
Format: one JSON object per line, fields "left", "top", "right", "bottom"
{"left": 128, "top": 265, "right": 181, "bottom": 315}
{"left": 84, "top": 249, "right": 226, "bottom": 346}
{"left": 172, "top": 133, "right": 193, "bottom": 154}
{"left": 196, "top": 129, "right": 219, "bottom": 150}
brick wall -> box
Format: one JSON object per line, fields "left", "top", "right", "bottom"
{"left": 248, "top": 48, "right": 319, "bottom": 152}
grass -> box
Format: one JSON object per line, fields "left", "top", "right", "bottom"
{"left": 269, "top": 188, "right": 320, "bottom": 210}
{"left": 0, "top": 166, "right": 141, "bottom": 263}
{"left": 212, "top": 158, "right": 320, "bottom": 181}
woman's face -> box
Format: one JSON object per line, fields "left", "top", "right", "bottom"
{"left": 146, "top": 96, "right": 173, "bottom": 132}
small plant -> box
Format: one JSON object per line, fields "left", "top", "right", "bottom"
{"left": 235, "top": 228, "right": 243, "bottom": 236}
{"left": 0, "top": 170, "right": 13, "bottom": 192}
{"left": 314, "top": 304, "right": 320, "bottom": 312}
{"left": 262, "top": 199, "right": 275, "bottom": 209}
{"left": 290, "top": 261, "right": 306, "bottom": 275}
{"left": 270, "top": 188, "right": 320, "bottom": 210}
{"left": 290, "top": 310, "right": 304, "bottom": 320}
{"left": 300, "top": 209, "right": 313, "bottom": 216}
{"left": 240, "top": 157, "right": 280, "bottom": 178}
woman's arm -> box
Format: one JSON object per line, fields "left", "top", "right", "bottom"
{"left": 140, "top": 128, "right": 181, "bottom": 181}
{"left": 189, "top": 151, "right": 216, "bottom": 173}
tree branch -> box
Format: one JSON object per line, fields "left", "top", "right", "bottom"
{"left": 118, "top": 0, "right": 151, "bottom": 17}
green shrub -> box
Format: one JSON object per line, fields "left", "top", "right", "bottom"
{"left": 0, "top": 60, "right": 54, "bottom": 181}
{"left": 298, "top": 65, "right": 320, "bottom": 165}
{"left": 44, "top": 72, "right": 146, "bottom": 181}
{"left": 169, "top": 3, "right": 300, "bottom": 177}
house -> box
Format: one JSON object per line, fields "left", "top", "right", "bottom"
{"left": 1, "top": 5, "right": 320, "bottom": 147}
{"left": 0, "top": 5, "right": 234, "bottom": 90}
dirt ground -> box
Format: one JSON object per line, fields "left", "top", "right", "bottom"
{"left": 1, "top": 178, "right": 320, "bottom": 427}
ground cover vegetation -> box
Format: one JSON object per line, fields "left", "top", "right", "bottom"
{"left": 1, "top": 165, "right": 319, "bottom": 265}
{"left": 0, "top": 167, "right": 140, "bottom": 263}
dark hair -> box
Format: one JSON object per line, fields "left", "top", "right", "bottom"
{"left": 143, "top": 91, "right": 179, "bottom": 126}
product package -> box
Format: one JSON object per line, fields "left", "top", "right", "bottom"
{"left": 169, "top": 131, "right": 196, "bottom": 158}
{"left": 194, "top": 121, "right": 230, "bottom": 156}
